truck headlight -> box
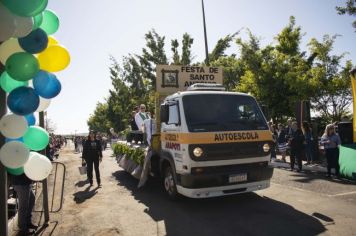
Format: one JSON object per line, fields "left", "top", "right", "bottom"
{"left": 193, "top": 147, "right": 203, "bottom": 157}
{"left": 263, "top": 143, "right": 270, "bottom": 152}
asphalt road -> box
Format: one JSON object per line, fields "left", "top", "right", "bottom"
{"left": 28, "top": 144, "right": 356, "bottom": 236}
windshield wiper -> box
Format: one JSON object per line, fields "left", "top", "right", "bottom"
{"left": 189, "top": 121, "right": 218, "bottom": 126}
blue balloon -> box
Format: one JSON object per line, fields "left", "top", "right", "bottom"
{"left": 18, "top": 28, "right": 48, "bottom": 54}
{"left": 7, "top": 87, "right": 40, "bottom": 115}
{"left": 5, "top": 137, "right": 24, "bottom": 143}
{"left": 25, "top": 113, "right": 36, "bottom": 126}
{"left": 33, "top": 70, "right": 61, "bottom": 98}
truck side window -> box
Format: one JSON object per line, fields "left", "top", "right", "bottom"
{"left": 168, "top": 104, "right": 180, "bottom": 125}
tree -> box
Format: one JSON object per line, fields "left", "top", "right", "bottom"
{"left": 107, "top": 56, "right": 135, "bottom": 132}
{"left": 209, "top": 33, "right": 237, "bottom": 62}
{"left": 307, "top": 35, "right": 353, "bottom": 122}
{"left": 139, "top": 29, "right": 168, "bottom": 90}
{"left": 235, "top": 18, "right": 307, "bottom": 121}
{"left": 89, "top": 25, "right": 354, "bottom": 133}
{"left": 181, "top": 33, "right": 194, "bottom": 65}
{"left": 87, "top": 102, "right": 111, "bottom": 133}
{"left": 336, "top": 0, "right": 356, "bottom": 31}
{"left": 89, "top": 30, "right": 196, "bottom": 134}
{"left": 171, "top": 33, "right": 194, "bottom": 65}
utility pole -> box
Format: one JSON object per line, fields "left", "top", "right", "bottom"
{"left": 39, "top": 112, "right": 50, "bottom": 225}
{"left": 202, "top": 0, "right": 210, "bottom": 66}
{"left": 0, "top": 55, "right": 8, "bottom": 236}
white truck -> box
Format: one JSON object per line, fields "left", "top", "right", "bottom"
{"left": 149, "top": 79, "right": 274, "bottom": 199}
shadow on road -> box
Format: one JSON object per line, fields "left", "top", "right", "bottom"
{"left": 112, "top": 170, "right": 326, "bottom": 236}
{"left": 33, "top": 220, "right": 59, "bottom": 236}
{"left": 275, "top": 165, "right": 356, "bottom": 185}
{"left": 73, "top": 186, "right": 99, "bottom": 204}
{"left": 75, "top": 179, "right": 90, "bottom": 187}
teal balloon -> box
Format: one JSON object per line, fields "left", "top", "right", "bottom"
{"left": 39, "top": 10, "right": 59, "bottom": 35}
{"left": 7, "top": 87, "right": 40, "bottom": 115}
{"left": 33, "top": 13, "right": 43, "bottom": 30}
{"left": 0, "top": 71, "right": 28, "bottom": 93}
{"left": 6, "top": 167, "right": 24, "bottom": 176}
{"left": 5, "top": 52, "right": 39, "bottom": 81}
{"left": 1, "top": 0, "right": 48, "bottom": 17}
{"left": 19, "top": 28, "right": 48, "bottom": 54}
{"left": 23, "top": 126, "right": 49, "bottom": 151}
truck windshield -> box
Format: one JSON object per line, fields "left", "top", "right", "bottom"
{"left": 182, "top": 94, "right": 268, "bottom": 132}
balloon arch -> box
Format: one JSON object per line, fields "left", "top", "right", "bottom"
{"left": 0, "top": 0, "right": 70, "bottom": 181}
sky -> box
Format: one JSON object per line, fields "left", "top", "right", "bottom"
{"left": 45, "top": 0, "right": 356, "bottom": 135}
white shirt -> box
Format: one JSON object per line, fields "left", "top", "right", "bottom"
{"left": 143, "top": 118, "right": 156, "bottom": 145}
{"left": 135, "top": 112, "right": 149, "bottom": 132}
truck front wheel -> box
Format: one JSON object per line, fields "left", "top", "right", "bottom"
{"left": 163, "top": 165, "right": 179, "bottom": 200}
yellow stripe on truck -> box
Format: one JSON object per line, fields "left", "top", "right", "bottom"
{"left": 162, "top": 130, "right": 273, "bottom": 144}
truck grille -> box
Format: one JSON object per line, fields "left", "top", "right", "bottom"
{"left": 189, "top": 142, "right": 272, "bottom": 161}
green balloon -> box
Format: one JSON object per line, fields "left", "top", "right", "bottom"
{"left": 5, "top": 52, "right": 39, "bottom": 82}
{"left": 33, "top": 13, "right": 44, "bottom": 30}
{"left": 39, "top": 10, "right": 59, "bottom": 35}
{"left": 23, "top": 126, "right": 49, "bottom": 151}
{"left": 1, "top": 0, "right": 48, "bottom": 17}
{"left": 0, "top": 71, "right": 28, "bottom": 93}
{"left": 6, "top": 167, "right": 24, "bottom": 176}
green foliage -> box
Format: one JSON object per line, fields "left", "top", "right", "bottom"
{"left": 171, "top": 33, "right": 194, "bottom": 65}
{"left": 89, "top": 19, "right": 354, "bottom": 132}
{"left": 209, "top": 33, "right": 238, "bottom": 62}
{"left": 307, "top": 35, "right": 353, "bottom": 121}
{"left": 112, "top": 142, "right": 146, "bottom": 165}
{"left": 87, "top": 102, "right": 111, "bottom": 133}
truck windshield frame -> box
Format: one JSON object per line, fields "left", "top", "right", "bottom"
{"left": 182, "top": 94, "right": 268, "bottom": 132}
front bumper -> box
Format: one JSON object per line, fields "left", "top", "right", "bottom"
{"left": 177, "top": 162, "right": 274, "bottom": 189}
{"left": 176, "top": 180, "right": 271, "bottom": 198}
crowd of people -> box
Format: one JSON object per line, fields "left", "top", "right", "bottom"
{"left": 45, "top": 134, "right": 67, "bottom": 161}
{"left": 73, "top": 133, "right": 107, "bottom": 154}
{"left": 269, "top": 119, "right": 341, "bottom": 177}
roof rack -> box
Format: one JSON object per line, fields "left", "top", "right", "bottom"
{"left": 187, "top": 83, "right": 226, "bottom": 91}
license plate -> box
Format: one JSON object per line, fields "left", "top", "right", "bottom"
{"left": 229, "top": 173, "right": 247, "bottom": 183}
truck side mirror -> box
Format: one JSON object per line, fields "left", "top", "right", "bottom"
{"left": 160, "top": 104, "right": 169, "bottom": 123}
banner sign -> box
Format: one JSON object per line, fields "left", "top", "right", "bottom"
{"left": 156, "top": 65, "right": 223, "bottom": 94}
{"left": 351, "top": 69, "right": 356, "bottom": 142}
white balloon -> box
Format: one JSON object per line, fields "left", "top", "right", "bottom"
{"left": 0, "top": 114, "right": 28, "bottom": 138}
{"left": 36, "top": 97, "right": 51, "bottom": 112}
{"left": 0, "top": 3, "right": 16, "bottom": 42}
{"left": 24, "top": 152, "right": 52, "bottom": 181}
{"left": 13, "top": 16, "right": 33, "bottom": 38}
{"left": 0, "top": 141, "right": 30, "bottom": 168}
{"left": 0, "top": 38, "right": 24, "bottom": 65}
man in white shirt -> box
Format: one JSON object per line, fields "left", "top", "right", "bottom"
{"left": 135, "top": 104, "right": 149, "bottom": 131}
{"left": 143, "top": 112, "right": 156, "bottom": 146}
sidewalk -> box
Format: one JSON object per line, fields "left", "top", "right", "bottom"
{"left": 271, "top": 155, "right": 327, "bottom": 173}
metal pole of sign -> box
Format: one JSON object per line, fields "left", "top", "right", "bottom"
{"left": 201, "top": 0, "right": 210, "bottom": 66}
{"left": 39, "top": 112, "right": 50, "bottom": 225}
{"left": 0, "top": 62, "right": 8, "bottom": 236}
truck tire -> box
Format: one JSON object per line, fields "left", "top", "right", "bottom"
{"left": 163, "top": 165, "right": 179, "bottom": 200}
